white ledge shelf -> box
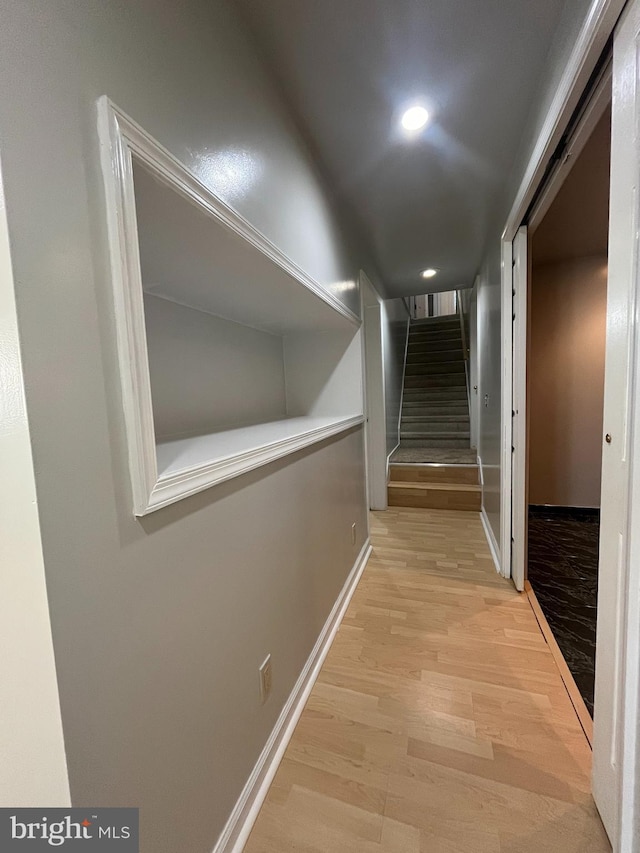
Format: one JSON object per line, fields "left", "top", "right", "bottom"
{"left": 149, "top": 415, "right": 363, "bottom": 514}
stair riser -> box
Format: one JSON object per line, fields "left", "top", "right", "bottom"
{"left": 410, "top": 314, "right": 460, "bottom": 329}
{"left": 405, "top": 363, "right": 465, "bottom": 376}
{"left": 402, "top": 410, "right": 470, "bottom": 419}
{"left": 388, "top": 488, "right": 481, "bottom": 511}
{"left": 399, "top": 437, "right": 471, "bottom": 448}
{"left": 408, "top": 341, "right": 462, "bottom": 355}
{"left": 405, "top": 370, "right": 465, "bottom": 380}
{"left": 402, "top": 394, "right": 468, "bottom": 404}
{"left": 388, "top": 492, "right": 482, "bottom": 512}
{"left": 390, "top": 465, "right": 479, "bottom": 485}
{"left": 402, "top": 406, "right": 468, "bottom": 416}
{"left": 403, "top": 389, "right": 468, "bottom": 399}
{"left": 410, "top": 327, "right": 459, "bottom": 336}
{"left": 401, "top": 412, "right": 470, "bottom": 420}
{"left": 403, "top": 402, "right": 468, "bottom": 410}
{"left": 401, "top": 434, "right": 470, "bottom": 444}
{"left": 410, "top": 326, "right": 461, "bottom": 338}
{"left": 401, "top": 422, "right": 470, "bottom": 433}
{"left": 409, "top": 336, "right": 461, "bottom": 348}
{"left": 402, "top": 415, "right": 469, "bottom": 423}
{"left": 404, "top": 376, "right": 466, "bottom": 388}
{"left": 409, "top": 323, "right": 462, "bottom": 338}
{"left": 407, "top": 345, "right": 464, "bottom": 356}
{"left": 406, "top": 351, "right": 464, "bottom": 364}
{"left": 403, "top": 385, "right": 468, "bottom": 394}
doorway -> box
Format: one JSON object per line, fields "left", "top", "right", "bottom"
{"left": 503, "top": 3, "right": 640, "bottom": 840}
{"left": 527, "top": 99, "right": 611, "bottom": 722}
{"left": 408, "top": 289, "right": 458, "bottom": 319}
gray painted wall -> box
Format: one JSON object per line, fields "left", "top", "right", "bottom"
{"left": 145, "top": 295, "right": 287, "bottom": 440}
{"left": 475, "top": 0, "right": 594, "bottom": 548}
{"left": 0, "top": 1, "right": 372, "bottom": 850}
{"left": 529, "top": 257, "right": 607, "bottom": 507}
{"left": 476, "top": 258, "right": 502, "bottom": 528}
{"left": 361, "top": 278, "right": 409, "bottom": 462}
{"left": 284, "top": 328, "right": 363, "bottom": 418}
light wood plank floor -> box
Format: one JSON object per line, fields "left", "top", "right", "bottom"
{"left": 244, "top": 508, "right": 610, "bottom": 853}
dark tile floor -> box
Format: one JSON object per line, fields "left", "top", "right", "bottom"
{"left": 527, "top": 507, "right": 600, "bottom": 716}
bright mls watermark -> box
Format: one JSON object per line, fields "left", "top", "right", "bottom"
{"left": 0, "top": 809, "right": 138, "bottom": 850}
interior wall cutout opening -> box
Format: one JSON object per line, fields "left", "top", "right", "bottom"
{"left": 99, "top": 98, "right": 363, "bottom": 516}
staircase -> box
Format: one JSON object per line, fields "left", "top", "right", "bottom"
{"left": 388, "top": 463, "right": 481, "bottom": 511}
{"left": 388, "top": 313, "right": 480, "bottom": 511}
{"left": 400, "top": 315, "right": 470, "bottom": 448}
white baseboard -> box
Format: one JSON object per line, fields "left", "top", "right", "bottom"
{"left": 212, "top": 538, "right": 373, "bottom": 853}
{"left": 480, "top": 507, "right": 502, "bottom": 577}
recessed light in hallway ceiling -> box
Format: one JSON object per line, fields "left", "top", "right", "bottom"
{"left": 234, "top": 0, "right": 570, "bottom": 298}
{"left": 421, "top": 268, "right": 438, "bottom": 278}
{"left": 401, "top": 105, "right": 430, "bottom": 133}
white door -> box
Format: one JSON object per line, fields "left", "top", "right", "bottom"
{"left": 511, "top": 226, "right": 528, "bottom": 592}
{"left": 592, "top": 1, "right": 640, "bottom": 846}
{"left": 414, "top": 295, "right": 427, "bottom": 319}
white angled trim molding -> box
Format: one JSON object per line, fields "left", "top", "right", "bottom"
{"left": 98, "top": 97, "right": 158, "bottom": 516}
{"left": 97, "top": 97, "right": 361, "bottom": 516}
{"left": 149, "top": 415, "right": 363, "bottom": 514}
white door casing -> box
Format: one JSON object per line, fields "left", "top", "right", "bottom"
{"left": 511, "top": 227, "right": 528, "bottom": 592}
{"left": 361, "top": 272, "right": 388, "bottom": 511}
{"left": 592, "top": 1, "right": 640, "bottom": 846}
{"left": 469, "top": 279, "right": 479, "bottom": 450}
{"left": 499, "top": 240, "right": 514, "bottom": 579}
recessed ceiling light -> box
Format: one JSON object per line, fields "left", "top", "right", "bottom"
{"left": 421, "top": 268, "right": 438, "bottom": 278}
{"left": 401, "top": 105, "right": 429, "bottom": 132}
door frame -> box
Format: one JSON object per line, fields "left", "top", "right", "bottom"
{"left": 501, "top": 0, "right": 623, "bottom": 580}
{"left": 510, "top": 227, "right": 528, "bottom": 593}
{"left": 469, "top": 277, "right": 480, "bottom": 451}
{"left": 360, "top": 271, "right": 388, "bottom": 511}
{"left": 501, "top": 15, "right": 617, "bottom": 581}
{"left": 500, "top": 0, "right": 636, "bottom": 849}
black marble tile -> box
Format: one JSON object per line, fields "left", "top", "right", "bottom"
{"left": 527, "top": 508, "right": 599, "bottom": 716}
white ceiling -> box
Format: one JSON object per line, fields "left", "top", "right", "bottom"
{"left": 233, "top": 0, "right": 568, "bottom": 298}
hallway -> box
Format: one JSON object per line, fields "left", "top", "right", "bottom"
{"left": 245, "top": 509, "right": 609, "bottom": 852}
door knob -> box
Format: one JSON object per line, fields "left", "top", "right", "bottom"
{"left": 605, "top": 433, "right": 612, "bottom": 444}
